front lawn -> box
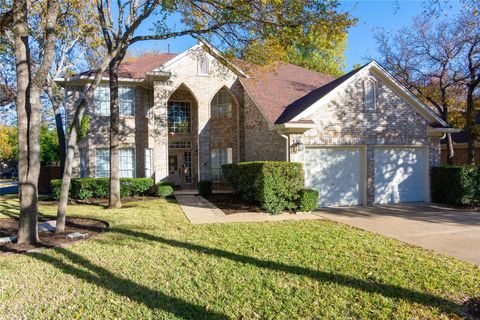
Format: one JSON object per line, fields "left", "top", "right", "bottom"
{"left": 0, "top": 194, "right": 479, "bottom": 319}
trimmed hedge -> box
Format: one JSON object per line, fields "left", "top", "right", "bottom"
{"left": 197, "top": 181, "right": 212, "bottom": 196}
{"left": 431, "top": 166, "right": 480, "bottom": 207}
{"left": 156, "top": 181, "right": 174, "bottom": 198}
{"left": 297, "top": 188, "right": 319, "bottom": 212}
{"left": 222, "top": 161, "right": 304, "bottom": 214}
{"left": 51, "top": 178, "right": 154, "bottom": 200}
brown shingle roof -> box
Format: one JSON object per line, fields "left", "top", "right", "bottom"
{"left": 78, "top": 53, "right": 177, "bottom": 79}
{"left": 240, "top": 62, "right": 336, "bottom": 124}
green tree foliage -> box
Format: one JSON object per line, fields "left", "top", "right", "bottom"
{"left": 237, "top": 8, "right": 355, "bottom": 77}
{"left": 0, "top": 124, "right": 60, "bottom": 166}
{"left": 39, "top": 125, "right": 60, "bottom": 166}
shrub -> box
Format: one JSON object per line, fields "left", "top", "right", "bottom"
{"left": 222, "top": 161, "right": 304, "bottom": 214}
{"left": 50, "top": 179, "right": 63, "bottom": 200}
{"left": 431, "top": 166, "right": 480, "bottom": 206}
{"left": 51, "top": 177, "right": 154, "bottom": 200}
{"left": 156, "top": 182, "right": 174, "bottom": 198}
{"left": 197, "top": 180, "right": 212, "bottom": 196}
{"left": 296, "top": 188, "right": 319, "bottom": 212}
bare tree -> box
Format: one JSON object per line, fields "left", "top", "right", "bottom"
{"left": 375, "top": 16, "right": 465, "bottom": 164}
{"left": 457, "top": 12, "right": 480, "bottom": 164}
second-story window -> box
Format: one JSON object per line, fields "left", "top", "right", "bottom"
{"left": 119, "top": 86, "right": 135, "bottom": 116}
{"left": 211, "top": 89, "right": 232, "bottom": 119}
{"left": 365, "top": 79, "right": 377, "bottom": 111}
{"left": 198, "top": 56, "right": 209, "bottom": 75}
{"left": 168, "top": 101, "right": 191, "bottom": 133}
{"left": 94, "top": 84, "right": 110, "bottom": 116}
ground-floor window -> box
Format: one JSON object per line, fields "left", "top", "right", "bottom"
{"left": 145, "top": 148, "right": 152, "bottom": 178}
{"left": 119, "top": 148, "right": 135, "bottom": 178}
{"left": 95, "top": 148, "right": 109, "bottom": 178}
{"left": 80, "top": 149, "right": 87, "bottom": 178}
{"left": 211, "top": 148, "right": 232, "bottom": 181}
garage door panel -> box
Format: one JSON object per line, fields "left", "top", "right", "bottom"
{"left": 374, "top": 147, "right": 426, "bottom": 204}
{"left": 305, "top": 147, "right": 362, "bottom": 207}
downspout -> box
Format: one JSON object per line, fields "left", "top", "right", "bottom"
{"left": 279, "top": 132, "right": 290, "bottom": 162}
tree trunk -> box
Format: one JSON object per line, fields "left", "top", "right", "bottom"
{"left": 53, "top": 96, "right": 66, "bottom": 174}
{"left": 466, "top": 87, "right": 476, "bottom": 164}
{"left": 109, "top": 57, "right": 121, "bottom": 209}
{"left": 13, "top": 0, "right": 39, "bottom": 244}
{"left": 55, "top": 51, "right": 117, "bottom": 233}
{"left": 446, "top": 133, "right": 455, "bottom": 165}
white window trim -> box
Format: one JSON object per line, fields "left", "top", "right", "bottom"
{"left": 364, "top": 78, "right": 377, "bottom": 111}
{"left": 145, "top": 148, "right": 153, "bottom": 178}
{"left": 197, "top": 56, "right": 209, "bottom": 76}
{"left": 119, "top": 148, "right": 136, "bottom": 178}
{"left": 119, "top": 86, "right": 135, "bottom": 117}
{"left": 95, "top": 148, "right": 110, "bottom": 178}
{"left": 211, "top": 147, "right": 233, "bottom": 182}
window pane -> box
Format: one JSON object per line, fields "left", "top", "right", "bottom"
{"left": 145, "top": 148, "right": 152, "bottom": 178}
{"left": 95, "top": 149, "right": 109, "bottom": 178}
{"left": 168, "top": 101, "right": 191, "bottom": 133}
{"left": 365, "top": 80, "right": 376, "bottom": 111}
{"left": 119, "top": 86, "right": 135, "bottom": 116}
{"left": 94, "top": 85, "right": 110, "bottom": 116}
{"left": 80, "top": 149, "right": 87, "bottom": 178}
{"left": 211, "top": 89, "right": 232, "bottom": 119}
{"left": 211, "top": 148, "right": 232, "bottom": 181}
{"left": 119, "top": 148, "right": 135, "bottom": 178}
{"left": 198, "top": 56, "right": 209, "bottom": 75}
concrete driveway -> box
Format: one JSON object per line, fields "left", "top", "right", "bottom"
{"left": 316, "top": 204, "right": 480, "bottom": 265}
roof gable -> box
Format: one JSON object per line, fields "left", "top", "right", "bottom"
{"left": 277, "top": 61, "right": 449, "bottom": 128}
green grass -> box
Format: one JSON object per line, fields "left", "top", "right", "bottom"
{"left": 0, "top": 194, "right": 479, "bottom": 319}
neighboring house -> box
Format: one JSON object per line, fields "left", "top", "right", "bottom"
{"left": 55, "top": 41, "right": 454, "bottom": 207}
{"left": 441, "top": 112, "right": 480, "bottom": 164}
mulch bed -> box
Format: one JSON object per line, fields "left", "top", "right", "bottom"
{"left": 0, "top": 218, "right": 108, "bottom": 255}
{"left": 39, "top": 196, "right": 160, "bottom": 206}
{"left": 203, "top": 193, "right": 266, "bottom": 215}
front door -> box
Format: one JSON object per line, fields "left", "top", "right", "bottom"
{"left": 168, "top": 155, "right": 181, "bottom": 186}
{"left": 168, "top": 152, "right": 193, "bottom": 187}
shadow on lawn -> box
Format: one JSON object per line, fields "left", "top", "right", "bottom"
{"left": 110, "top": 227, "right": 463, "bottom": 316}
{"left": 30, "top": 247, "right": 228, "bottom": 319}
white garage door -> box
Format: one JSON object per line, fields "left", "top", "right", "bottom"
{"left": 374, "top": 147, "right": 426, "bottom": 204}
{"left": 305, "top": 147, "right": 362, "bottom": 207}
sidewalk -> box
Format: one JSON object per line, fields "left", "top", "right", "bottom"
{"left": 175, "top": 194, "right": 322, "bottom": 224}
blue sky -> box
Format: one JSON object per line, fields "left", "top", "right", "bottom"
{"left": 129, "top": 1, "right": 439, "bottom": 72}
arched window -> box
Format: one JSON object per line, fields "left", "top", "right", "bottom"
{"left": 365, "top": 79, "right": 376, "bottom": 111}
{"left": 211, "top": 88, "right": 232, "bottom": 119}
{"left": 198, "top": 56, "right": 209, "bottom": 75}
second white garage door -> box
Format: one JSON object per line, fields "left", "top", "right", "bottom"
{"left": 305, "top": 147, "right": 362, "bottom": 207}
{"left": 374, "top": 147, "right": 426, "bottom": 204}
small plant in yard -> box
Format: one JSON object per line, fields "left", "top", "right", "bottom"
{"left": 156, "top": 181, "right": 174, "bottom": 198}
{"left": 197, "top": 181, "right": 212, "bottom": 196}
{"left": 297, "top": 188, "right": 319, "bottom": 212}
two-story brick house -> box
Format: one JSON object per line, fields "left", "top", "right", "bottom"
{"left": 56, "top": 41, "right": 455, "bottom": 207}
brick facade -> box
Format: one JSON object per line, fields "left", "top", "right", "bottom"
{"left": 288, "top": 71, "right": 441, "bottom": 204}
{"left": 64, "top": 50, "right": 442, "bottom": 201}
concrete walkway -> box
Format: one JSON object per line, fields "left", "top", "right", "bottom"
{"left": 175, "top": 194, "right": 322, "bottom": 224}
{"left": 316, "top": 204, "right": 480, "bottom": 265}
